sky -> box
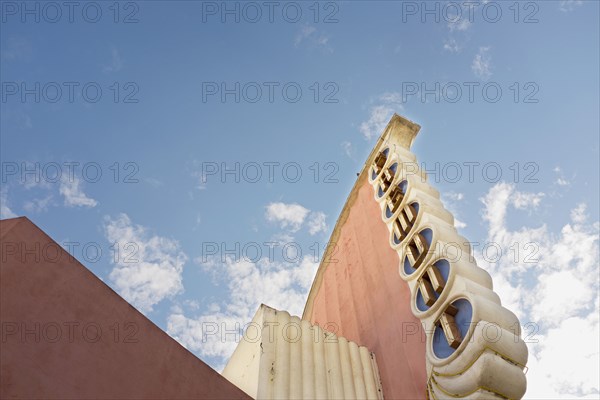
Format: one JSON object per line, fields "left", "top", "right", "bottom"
{"left": 1, "top": 0, "right": 599, "bottom": 398}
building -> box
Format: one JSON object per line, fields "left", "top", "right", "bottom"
{"left": 0, "top": 114, "right": 528, "bottom": 399}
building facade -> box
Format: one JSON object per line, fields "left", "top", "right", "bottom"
{"left": 1, "top": 115, "right": 528, "bottom": 399}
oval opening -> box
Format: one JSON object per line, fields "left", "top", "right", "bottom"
{"left": 403, "top": 227, "right": 432, "bottom": 275}
{"left": 432, "top": 299, "right": 473, "bottom": 359}
{"left": 385, "top": 180, "right": 408, "bottom": 218}
{"left": 376, "top": 162, "right": 398, "bottom": 199}
{"left": 415, "top": 259, "right": 451, "bottom": 312}
{"left": 371, "top": 148, "right": 390, "bottom": 180}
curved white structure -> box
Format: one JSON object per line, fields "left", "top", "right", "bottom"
{"left": 368, "top": 114, "right": 528, "bottom": 399}
{"left": 222, "top": 305, "right": 384, "bottom": 400}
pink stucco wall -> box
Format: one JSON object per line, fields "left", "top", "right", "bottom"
{"left": 0, "top": 217, "right": 250, "bottom": 400}
{"left": 307, "top": 179, "right": 427, "bottom": 399}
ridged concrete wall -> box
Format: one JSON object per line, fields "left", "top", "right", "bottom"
{"left": 222, "top": 305, "right": 383, "bottom": 400}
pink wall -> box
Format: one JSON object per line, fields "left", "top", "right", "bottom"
{"left": 0, "top": 217, "right": 250, "bottom": 400}
{"left": 307, "top": 180, "right": 427, "bottom": 399}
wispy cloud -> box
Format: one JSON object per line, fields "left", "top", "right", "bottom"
{"left": 265, "top": 202, "right": 328, "bottom": 235}
{"left": 59, "top": 176, "right": 97, "bottom": 208}
{"left": 104, "top": 213, "right": 188, "bottom": 314}
{"left": 359, "top": 93, "right": 403, "bottom": 140}
{"left": 554, "top": 166, "right": 571, "bottom": 186}
{"left": 472, "top": 46, "right": 492, "bottom": 80}
{"left": 23, "top": 194, "right": 53, "bottom": 213}
{"left": 0, "top": 187, "right": 18, "bottom": 219}
{"left": 441, "top": 191, "right": 467, "bottom": 229}
{"left": 443, "top": 38, "right": 462, "bottom": 53}
{"left": 559, "top": 0, "right": 583, "bottom": 12}
{"left": 294, "top": 25, "right": 332, "bottom": 53}
{"left": 307, "top": 211, "right": 328, "bottom": 235}
{"left": 341, "top": 141, "right": 354, "bottom": 158}
{"left": 447, "top": 18, "right": 471, "bottom": 32}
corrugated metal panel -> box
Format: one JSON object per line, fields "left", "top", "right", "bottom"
{"left": 223, "top": 305, "right": 384, "bottom": 400}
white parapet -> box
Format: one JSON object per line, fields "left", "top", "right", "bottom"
{"left": 222, "top": 304, "right": 384, "bottom": 400}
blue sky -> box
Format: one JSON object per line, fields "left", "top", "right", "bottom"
{"left": 1, "top": 1, "right": 599, "bottom": 398}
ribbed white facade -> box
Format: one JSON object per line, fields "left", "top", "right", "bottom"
{"left": 222, "top": 305, "right": 384, "bottom": 400}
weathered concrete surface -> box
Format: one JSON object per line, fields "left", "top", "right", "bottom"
{"left": 0, "top": 217, "right": 250, "bottom": 400}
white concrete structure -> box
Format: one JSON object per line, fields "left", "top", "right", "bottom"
{"left": 368, "top": 114, "right": 528, "bottom": 399}
{"left": 222, "top": 305, "right": 383, "bottom": 400}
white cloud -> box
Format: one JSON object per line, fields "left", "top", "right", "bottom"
{"left": 480, "top": 182, "right": 544, "bottom": 241}
{"left": 529, "top": 269, "right": 593, "bottom": 325}
{"left": 512, "top": 190, "right": 544, "bottom": 209}
{"left": 571, "top": 203, "right": 588, "bottom": 224}
{"left": 307, "top": 211, "right": 328, "bottom": 235}
{"left": 295, "top": 25, "right": 316, "bottom": 46}
{"left": 559, "top": 0, "right": 583, "bottom": 12}
{"left": 23, "top": 194, "right": 53, "bottom": 213}
{"left": 104, "top": 214, "right": 187, "bottom": 313}
{"left": 443, "top": 38, "right": 461, "bottom": 53}
{"left": 554, "top": 166, "right": 571, "bottom": 186}
{"left": 19, "top": 162, "right": 51, "bottom": 190}
{"left": 168, "top": 256, "right": 318, "bottom": 368}
{"left": 447, "top": 18, "right": 471, "bottom": 32}
{"left": 445, "top": 191, "right": 464, "bottom": 201}
{"left": 265, "top": 202, "right": 328, "bottom": 235}
{"left": 526, "top": 310, "right": 599, "bottom": 398}
{"left": 379, "top": 92, "right": 402, "bottom": 103}
{"left": 341, "top": 141, "right": 354, "bottom": 158}
{"left": 359, "top": 93, "right": 403, "bottom": 140}
{"left": 472, "top": 46, "right": 493, "bottom": 80}
{"left": 360, "top": 105, "right": 394, "bottom": 140}
{"left": 443, "top": 3, "right": 470, "bottom": 52}
{"left": 59, "top": 176, "right": 97, "bottom": 208}
{"left": 0, "top": 187, "right": 18, "bottom": 219}
{"left": 477, "top": 182, "right": 599, "bottom": 398}
{"left": 270, "top": 231, "right": 295, "bottom": 245}
{"left": 441, "top": 191, "right": 467, "bottom": 229}
{"left": 294, "top": 25, "right": 332, "bottom": 52}
{"left": 265, "top": 202, "right": 310, "bottom": 232}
